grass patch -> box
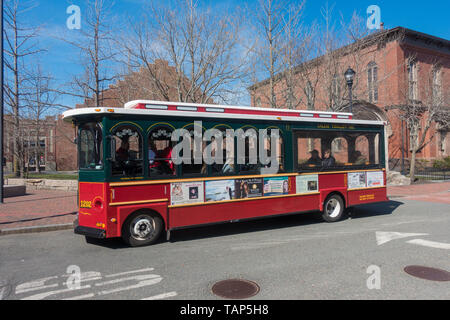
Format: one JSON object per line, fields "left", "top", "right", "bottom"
{"left": 6, "top": 173, "right": 78, "bottom": 180}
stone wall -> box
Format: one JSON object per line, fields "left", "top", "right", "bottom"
{"left": 5, "top": 179, "right": 78, "bottom": 192}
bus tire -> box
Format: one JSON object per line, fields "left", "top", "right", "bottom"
{"left": 321, "top": 194, "right": 345, "bottom": 223}
{"left": 122, "top": 211, "right": 163, "bottom": 247}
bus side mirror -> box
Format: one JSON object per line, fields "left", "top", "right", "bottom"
{"left": 107, "top": 136, "right": 116, "bottom": 162}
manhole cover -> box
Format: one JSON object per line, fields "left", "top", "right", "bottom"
{"left": 212, "top": 279, "right": 260, "bottom": 299}
{"left": 404, "top": 265, "right": 450, "bottom": 281}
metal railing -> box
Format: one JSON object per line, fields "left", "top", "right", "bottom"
{"left": 412, "top": 167, "right": 450, "bottom": 181}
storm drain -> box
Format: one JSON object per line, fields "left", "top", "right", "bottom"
{"left": 404, "top": 265, "right": 450, "bottom": 282}
{"left": 212, "top": 279, "right": 260, "bottom": 299}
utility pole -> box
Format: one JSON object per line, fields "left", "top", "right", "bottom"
{"left": 1, "top": 0, "right": 4, "bottom": 204}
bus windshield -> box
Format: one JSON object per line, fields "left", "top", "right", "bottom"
{"left": 79, "top": 122, "right": 103, "bottom": 170}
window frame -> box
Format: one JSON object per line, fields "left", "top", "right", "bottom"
{"left": 368, "top": 61, "right": 378, "bottom": 103}
{"left": 110, "top": 123, "right": 144, "bottom": 178}
{"left": 78, "top": 122, "right": 104, "bottom": 171}
{"left": 147, "top": 124, "right": 177, "bottom": 179}
{"left": 293, "top": 128, "right": 384, "bottom": 173}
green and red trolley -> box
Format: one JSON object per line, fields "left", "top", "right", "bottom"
{"left": 63, "top": 100, "right": 388, "bottom": 246}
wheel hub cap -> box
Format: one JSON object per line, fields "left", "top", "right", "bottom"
{"left": 133, "top": 219, "right": 153, "bottom": 238}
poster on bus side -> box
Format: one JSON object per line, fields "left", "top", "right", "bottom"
{"left": 367, "top": 171, "right": 384, "bottom": 187}
{"left": 234, "top": 178, "right": 263, "bottom": 199}
{"left": 296, "top": 174, "right": 319, "bottom": 193}
{"left": 205, "top": 180, "right": 235, "bottom": 202}
{"left": 263, "top": 176, "right": 289, "bottom": 196}
{"left": 170, "top": 181, "right": 204, "bottom": 205}
{"left": 347, "top": 172, "right": 367, "bottom": 189}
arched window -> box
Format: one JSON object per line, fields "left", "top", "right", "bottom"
{"left": 306, "top": 81, "right": 314, "bottom": 110}
{"left": 148, "top": 125, "right": 175, "bottom": 177}
{"left": 368, "top": 62, "right": 378, "bottom": 103}
{"left": 331, "top": 75, "right": 341, "bottom": 109}
{"left": 432, "top": 66, "right": 442, "bottom": 105}
{"left": 208, "top": 125, "right": 235, "bottom": 176}
{"left": 111, "top": 124, "right": 143, "bottom": 176}
{"left": 181, "top": 123, "right": 205, "bottom": 177}
{"left": 255, "top": 97, "right": 262, "bottom": 108}
{"left": 407, "top": 60, "right": 418, "bottom": 100}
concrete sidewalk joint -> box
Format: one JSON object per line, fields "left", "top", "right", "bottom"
{"left": 0, "top": 223, "right": 74, "bottom": 236}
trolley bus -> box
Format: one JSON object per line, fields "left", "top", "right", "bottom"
{"left": 63, "top": 100, "right": 388, "bottom": 246}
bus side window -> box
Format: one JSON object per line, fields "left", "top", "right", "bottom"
{"left": 180, "top": 125, "right": 205, "bottom": 177}
{"left": 148, "top": 127, "right": 175, "bottom": 177}
{"left": 297, "top": 134, "right": 322, "bottom": 170}
{"left": 111, "top": 125, "right": 143, "bottom": 176}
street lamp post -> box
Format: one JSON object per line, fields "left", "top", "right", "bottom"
{"left": 344, "top": 67, "right": 356, "bottom": 115}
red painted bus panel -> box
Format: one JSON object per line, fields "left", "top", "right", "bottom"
{"left": 78, "top": 182, "right": 108, "bottom": 230}
{"left": 168, "top": 194, "right": 320, "bottom": 229}
{"left": 112, "top": 184, "right": 167, "bottom": 203}
{"left": 347, "top": 187, "right": 388, "bottom": 206}
{"left": 318, "top": 173, "right": 346, "bottom": 189}
{"left": 107, "top": 202, "right": 169, "bottom": 238}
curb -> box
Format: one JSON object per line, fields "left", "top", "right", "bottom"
{"left": 0, "top": 223, "right": 74, "bottom": 236}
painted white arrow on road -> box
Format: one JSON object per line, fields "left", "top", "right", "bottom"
{"left": 406, "top": 239, "right": 450, "bottom": 250}
{"left": 376, "top": 231, "right": 429, "bottom": 246}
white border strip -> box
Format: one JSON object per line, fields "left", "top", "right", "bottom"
{"left": 63, "top": 108, "right": 384, "bottom": 126}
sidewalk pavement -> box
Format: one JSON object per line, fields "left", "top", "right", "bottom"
{"left": 387, "top": 181, "right": 450, "bottom": 204}
{"left": 1, "top": 182, "right": 449, "bottom": 236}
{"left": 0, "top": 189, "right": 77, "bottom": 235}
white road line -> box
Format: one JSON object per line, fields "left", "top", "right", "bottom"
{"left": 95, "top": 274, "right": 160, "bottom": 287}
{"left": 63, "top": 293, "right": 95, "bottom": 300}
{"left": 407, "top": 239, "right": 450, "bottom": 250}
{"left": 21, "top": 285, "right": 91, "bottom": 300}
{"left": 141, "top": 291, "right": 178, "bottom": 300}
{"left": 97, "top": 278, "right": 162, "bottom": 296}
{"left": 375, "top": 231, "right": 429, "bottom": 246}
{"left": 15, "top": 277, "right": 59, "bottom": 294}
{"left": 105, "top": 268, "right": 154, "bottom": 278}
{"left": 0, "top": 287, "right": 6, "bottom": 300}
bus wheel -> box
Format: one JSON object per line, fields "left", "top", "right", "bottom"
{"left": 122, "top": 211, "right": 163, "bottom": 247}
{"left": 322, "top": 194, "right": 344, "bottom": 222}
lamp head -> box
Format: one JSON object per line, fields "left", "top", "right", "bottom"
{"left": 344, "top": 67, "right": 356, "bottom": 86}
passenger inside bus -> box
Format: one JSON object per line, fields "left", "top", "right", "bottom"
{"left": 306, "top": 149, "right": 322, "bottom": 166}
{"left": 152, "top": 143, "right": 175, "bottom": 175}
{"left": 148, "top": 141, "right": 157, "bottom": 167}
{"left": 116, "top": 140, "right": 130, "bottom": 162}
{"left": 322, "top": 149, "right": 336, "bottom": 167}
{"left": 351, "top": 150, "right": 367, "bottom": 165}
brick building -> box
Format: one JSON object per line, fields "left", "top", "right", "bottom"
{"left": 249, "top": 27, "right": 450, "bottom": 170}
{"left": 4, "top": 115, "right": 58, "bottom": 172}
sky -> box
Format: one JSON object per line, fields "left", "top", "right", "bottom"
{"left": 8, "top": 0, "right": 450, "bottom": 111}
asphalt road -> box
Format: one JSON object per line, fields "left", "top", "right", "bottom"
{"left": 0, "top": 199, "right": 449, "bottom": 300}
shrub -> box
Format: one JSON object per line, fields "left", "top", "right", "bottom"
{"left": 433, "top": 157, "right": 450, "bottom": 169}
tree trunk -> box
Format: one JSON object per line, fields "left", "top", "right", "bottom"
{"left": 409, "top": 149, "right": 416, "bottom": 184}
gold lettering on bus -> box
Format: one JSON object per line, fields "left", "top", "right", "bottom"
{"left": 80, "top": 200, "right": 92, "bottom": 208}
{"left": 359, "top": 194, "right": 375, "bottom": 201}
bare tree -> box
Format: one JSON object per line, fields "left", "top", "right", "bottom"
{"left": 121, "top": 0, "right": 248, "bottom": 104}
{"left": 22, "top": 64, "right": 57, "bottom": 173}
{"left": 250, "top": 0, "right": 305, "bottom": 108}
{"left": 60, "top": 0, "right": 119, "bottom": 108}
{"left": 387, "top": 57, "right": 450, "bottom": 183}
{"left": 3, "top": 0, "right": 44, "bottom": 177}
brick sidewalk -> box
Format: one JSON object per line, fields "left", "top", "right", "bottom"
{"left": 387, "top": 181, "right": 450, "bottom": 204}
{"left": 0, "top": 189, "right": 78, "bottom": 232}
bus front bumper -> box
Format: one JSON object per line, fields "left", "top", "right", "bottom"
{"left": 74, "top": 219, "right": 106, "bottom": 239}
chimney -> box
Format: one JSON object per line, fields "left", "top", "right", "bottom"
{"left": 380, "top": 22, "right": 384, "bottom": 30}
